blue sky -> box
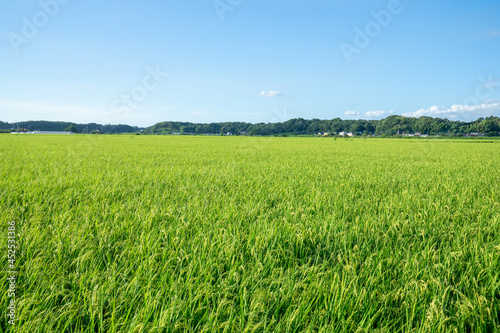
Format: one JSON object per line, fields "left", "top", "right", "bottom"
{"left": 1, "top": 0, "right": 499, "bottom": 127}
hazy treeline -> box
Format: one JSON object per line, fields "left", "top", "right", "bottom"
{"left": 147, "top": 115, "right": 500, "bottom": 136}
{"left": 0, "top": 121, "right": 143, "bottom": 134}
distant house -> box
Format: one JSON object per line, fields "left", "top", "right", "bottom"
{"left": 12, "top": 131, "right": 74, "bottom": 135}
{"left": 339, "top": 132, "right": 354, "bottom": 137}
{"left": 225, "top": 132, "right": 233, "bottom": 136}
{"left": 36, "top": 131, "right": 74, "bottom": 135}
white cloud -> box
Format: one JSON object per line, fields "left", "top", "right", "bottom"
{"left": 345, "top": 110, "right": 360, "bottom": 115}
{"left": 259, "top": 90, "right": 282, "bottom": 98}
{"left": 402, "top": 99, "right": 500, "bottom": 120}
{"left": 490, "top": 30, "right": 500, "bottom": 37}
{"left": 364, "top": 110, "right": 393, "bottom": 118}
{"left": 484, "top": 81, "right": 499, "bottom": 89}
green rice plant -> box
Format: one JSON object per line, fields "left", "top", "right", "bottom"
{"left": 0, "top": 135, "right": 499, "bottom": 332}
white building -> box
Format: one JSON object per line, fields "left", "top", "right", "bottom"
{"left": 12, "top": 131, "right": 74, "bottom": 135}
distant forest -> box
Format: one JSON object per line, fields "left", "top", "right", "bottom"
{"left": 147, "top": 116, "right": 500, "bottom": 136}
{"left": 1, "top": 115, "right": 499, "bottom": 136}
{"left": 0, "top": 120, "right": 143, "bottom": 134}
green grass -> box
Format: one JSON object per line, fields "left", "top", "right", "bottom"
{"left": 1, "top": 135, "right": 499, "bottom": 332}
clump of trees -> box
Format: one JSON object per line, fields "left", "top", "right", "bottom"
{"left": 64, "top": 125, "right": 79, "bottom": 133}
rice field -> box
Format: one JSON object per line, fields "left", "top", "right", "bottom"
{"left": 1, "top": 135, "right": 499, "bottom": 332}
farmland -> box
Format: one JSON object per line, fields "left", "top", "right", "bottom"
{"left": 1, "top": 135, "right": 499, "bottom": 332}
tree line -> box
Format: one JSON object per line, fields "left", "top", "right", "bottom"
{"left": 0, "top": 121, "right": 143, "bottom": 134}
{"left": 2, "top": 116, "right": 499, "bottom": 136}
{"left": 147, "top": 116, "right": 500, "bottom": 136}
